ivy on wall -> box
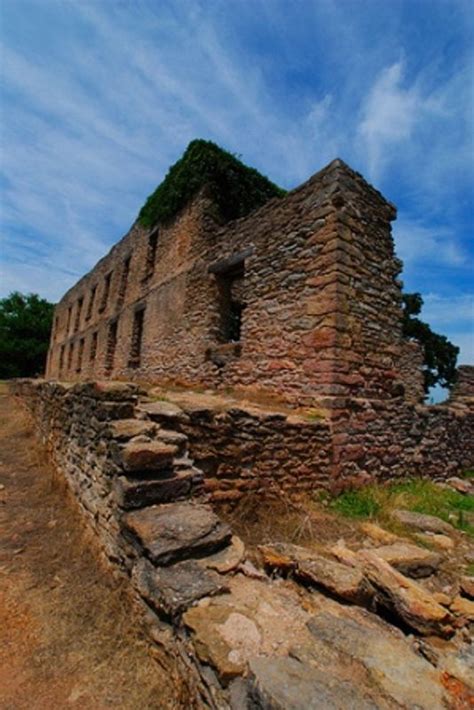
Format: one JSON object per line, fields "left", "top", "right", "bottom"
{"left": 138, "top": 139, "right": 286, "bottom": 228}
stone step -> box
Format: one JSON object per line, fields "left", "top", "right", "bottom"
{"left": 121, "top": 440, "right": 178, "bottom": 475}
{"left": 156, "top": 429, "right": 188, "bottom": 456}
{"left": 115, "top": 470, "right": 196, "bottom": 509}
{"left": 137, "top": 401, "right": 189, "bottom": 426}
{"left": 123, "top": 502, "right": 232, "bottom": 565}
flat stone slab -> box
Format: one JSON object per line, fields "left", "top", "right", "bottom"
{"left": 108, "top": 419, "right": 157, "bottom": 441}
{"left": 372, "top": 542, "right": 441, "bottom": 578}
{"left": 183, "top": 575, "right": 313, "bottom": 682}
{"left": 132, "top": 558, "right": 228, "bottom": 618}
{"left": 392, "top": 509, "right": 454, "bottom": 535}
{"left": 259, "top": 542, "right": 372, "bottom": 604}
{"left": 138, "top": 401, "right": 189, "bottom": 424}
{"left": 248, "top": 656, "right": 383, "bottom": 710}
{"left": 123, "top": 502, "right": 232, "bottom": 565}
{"left": 460, "top": 575, "right": 474, "bottom": 600}
{"left": 121, "top": 440, "right": 177, "bottom": 473}
{"left": 115, "top": 470, "right": 194, "bottom": 509}
{"left": 198, "top": 536, "right": 245, "bottom": 574}
{"left": 305, "top": 608, "right": 447, "bottom": 710}
{"left": 356, "top": 550, "right": 453, "bottom": 637}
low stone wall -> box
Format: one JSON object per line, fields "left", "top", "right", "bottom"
{"left": 175, "top": 405, "right": 333, "bottom": 502}
{"left": 10, "top": 379, "right": 474, "bottom": 709}
{"left": 332, "top": 397, "right": 474, "bottom": 485}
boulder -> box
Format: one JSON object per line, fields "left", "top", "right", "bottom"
{"left": 450, "top": 595, "right": 474, "bottom": 620}
{"left": 446, "top": 477, "right": 473, "bottom": 495}
{"left": 247, "top": 656, "right": 383, "bottom": 710}
{"left": 304, "top": 608, "right": 447, "bottom": 710}
{"left": 259, "top": 542, "right": 372, "bottom": 604}
{"left": 460, "top": 575, "right": 474, "bottom": 600}
{"left": 360, "top": 522, "right": 400, "bottom": 545}
{"left": 371, "top": 542, "right": 441, "bottom": 578}
{"left": 132, "top": 558, "right": 228, "bottom": 618}
{"left": 123, "top": 502, "right": 232, "bottom": 565}
{"left": 392, "top": 510, "right": 454, "bottom": 535}
{"left": 414, "top": 532, "right": 454, "bottom": 551}
{"left": 121, "top": 440, "right": 177, "bottom": 474}
{"left": 356, "top": 550, "right": 453, "bottom": 637}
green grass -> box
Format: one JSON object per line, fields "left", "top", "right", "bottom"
{"left": 462, "top": 470, "right": 474, "bottom": 479}
{"left": 330, "top": 478, "right": 474, "bottom": 536}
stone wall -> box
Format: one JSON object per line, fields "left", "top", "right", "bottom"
{"left": 46, "top": 158, "right": 411, "bottom": 408}
{"left": 397, "top": 340, "right": 425, "bottom": 404}
{"left": 11, "top": 380, "right": 474, "bottom": 709}
{"left": 450, "top": 365, "right": 474, "bottom": 401}
{"left": 331, "top": 397, "right": 474, "bottom": 485}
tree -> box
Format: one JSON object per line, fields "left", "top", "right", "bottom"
{"left": 401, "top": 292, "right": 459, "bottom": 393}
{"left": 0, "top": 292, "right": 54, "bottom": 378}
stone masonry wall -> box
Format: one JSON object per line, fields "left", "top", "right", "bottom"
{"left": 46, "top": 159, "right": 409, "bottom": 409}
{"left": 331, "top": 397, "right": 474, "bottom": 486}
{"left": 397, "top": 340, "right": 425, "bottom": 404}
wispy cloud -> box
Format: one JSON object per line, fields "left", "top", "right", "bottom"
{"left": 0, "top": 0, "right": 472, "bottom": 361}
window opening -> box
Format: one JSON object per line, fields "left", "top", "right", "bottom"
{"left": 86, "top": 286, "right": 97, "bottom": 320}
{"left": 99, "top": 272, "right": 112, "bottom": 313}
{"left": 66, "top": 306, "right": 72, "bottom": 335}
{"left": 129, "top": 307, "right": 145, "bottom": 368}
{"left": 67, "top": 342, "right": 74, "bottom": 371}
{"left": 74, "top": 298, "right": 84, "bottom": 333}
{"left": 215, "top": 262, "right": 246, "bottom": 343}
{"left": 90, "top": 331, "right": 98, "bottom": 362}
{"left": 118, "top": 256, "right": 131, "bottom": 307}
{"left": 104, "top": 319, "right": 118, "bottom": 374}
{"left": 77, "top": 338, "right": 85, "bottom": 372}
{"left": 144, "top": 230, "right": 158, "bottom": 278}
{"left": 59, "top": 344, "right": 65, "bottom": 374}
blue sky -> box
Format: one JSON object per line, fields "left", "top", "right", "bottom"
{"left": 1, "top": 0, "right": 473, "bottom": 366}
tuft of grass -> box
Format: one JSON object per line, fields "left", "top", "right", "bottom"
{"left": 330, "top": 479, "right": 473, "bottom": 536}
{"left": 462, "top": 470, "right": 474, "bottom": 479}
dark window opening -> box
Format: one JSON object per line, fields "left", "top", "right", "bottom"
{"left": 90, "top": 331, "right": 98, "bottom": 362}
{"left": 144, "top": 230, "right": 158, "bottom": 278}
{"left": 128, "top": 307, "right": 145, "bottom": 368}
{"left": 105, "top": 320, "right": 118, "bottom": 374}
{"left": 99, "top": 272, "right": 112, "bottom": 313}
{"left": 86, "top": 286, "right": 97, "bottom": 320}
{"left": 59, "top": 345, "right": 65, "bottom": 374}
{"left": 77, "top": 338, "right": 85, "bottom": 372}
{"left": 66, "top": 306, "right": 72, "bottom": 335}
{"left": 215, "top": 262, "right": 246, "bottom": 344}
{"left": 118, "top": 256, "right": 131, "bottom": 307}
{"left": 67, "top": 342, "right": 74, "bottom": 372}
{"left": 74, "top": 298, "right": 84, "bottom": 333}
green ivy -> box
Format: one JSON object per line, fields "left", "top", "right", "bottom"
{"left": 138, "top": 139, "right": 286, "bottom": 228}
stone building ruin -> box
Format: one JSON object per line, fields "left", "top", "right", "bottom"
{"left": 45, "top": 143, "right": 473, "bottom": 486}
{"left": 13, "top": 142, "right": 474, "bottom": 708}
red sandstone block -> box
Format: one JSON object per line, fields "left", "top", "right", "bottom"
{"left": 121, "top": 441, "right": 178, "bottom": 473}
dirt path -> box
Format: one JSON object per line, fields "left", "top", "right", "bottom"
{"left": 0, "top": 389, "right": 177, "bottom": 709}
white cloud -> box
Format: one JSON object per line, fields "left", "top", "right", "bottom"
{"left": 358, "top": 61, "right": 419, "bottom": 181}
{"left": 393, "top": 217, "right": 468, "bottom": 268}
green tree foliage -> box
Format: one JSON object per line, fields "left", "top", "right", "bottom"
{"left": 0, "top": 292, "right": 54, "bottom": 378}
{"left": 402, "top": 292, "right": 459, "bottom": 393}
{"left": 138, "top": 139, "right": 286, "bottom": 228}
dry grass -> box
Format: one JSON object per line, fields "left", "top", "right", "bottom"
{"left": 0, "top": 394, "right": 182, "bottom": 709}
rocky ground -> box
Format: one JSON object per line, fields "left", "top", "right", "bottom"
{"left": 2, "top": 383, "right": 473, "bottom": 709}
